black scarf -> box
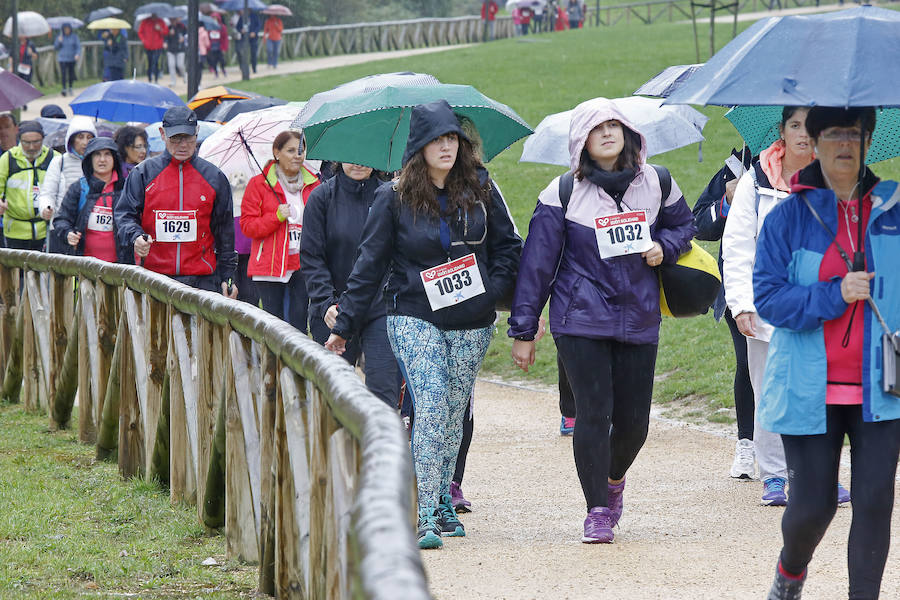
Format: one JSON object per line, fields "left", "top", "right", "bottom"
{"left": 583, "top": 157, "right": 637, "bottom": 208}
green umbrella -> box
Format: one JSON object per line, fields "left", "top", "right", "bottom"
{"left": 725, "top": 105, "right": 900, "bottom": 164}
{"left": 301, "top": 84, "right": 533, "bottom": 172}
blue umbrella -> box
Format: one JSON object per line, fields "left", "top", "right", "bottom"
{"left": 666, "top": 6, "right": 900, "bottom": 108}
{"left": 146, "top": 120, "right": 222, "bottom": 152}
{"left": 135, "top": 3, "right": 179, "bottom": 19}
{"left": 70, "top": 80, "right": 186, "bottom": 123}
{"left": 633, "top": 64, "right": 703, "bottom": 98}
{"left": 48, "top": 17, "right": 85, "bottom": 30}
{"left": 86, "top": 7, "right": 123, "bottom": 24}
{"left": 219, "top": 0, "right": 267, "bottom": 11}
{"left": 725, "top": 105, "right": 900, "bottom": 165}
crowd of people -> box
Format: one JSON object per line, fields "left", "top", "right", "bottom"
{"left": 1, "top": 45, "right": 898, "bottom": 599}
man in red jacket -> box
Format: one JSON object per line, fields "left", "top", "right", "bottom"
{"left": 138, "top": 12, "right": 168, "bottom": 84}
{"left": 481, "top": 1, "right": 499, "bottom": 41}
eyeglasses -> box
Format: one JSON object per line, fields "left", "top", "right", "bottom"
{"left": 130, "top": 144, "right": 147, "bottom": 151}
{"left": 167, "top": 135, "right": 197, "bottom": 146}
{"left": 819, "top": 128, "right": 866, "bottom": 142}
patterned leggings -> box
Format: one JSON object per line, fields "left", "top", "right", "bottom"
{"left": 387, "top": 315, "right": 493, "bottom": 509}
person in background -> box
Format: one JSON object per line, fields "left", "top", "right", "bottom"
{"left": 138, "top": 12, "right": 168, "bottom": 84}
{"left": 13, "top": 37, "right": 38, "bottom": 109}
{"left": 480, "top": 0, "right": 499, "bottom": 41}
{"left": 533, "top": 1, "right": 545, "bottom": 32}
{"left": 164, "top": 15, "right": 188, "bottom": 87}
{"left": 101, "top": 28, "right": 128, "bottom": 81}
{"left": 53, "top": 137, "right": 125, "bottom": 262}
{"left": 548, "top": 0, "right": 558, "bottom": 31}
{"left": 114, "top": 126, "right": 149, "bottom": 179}
{"left": 0, "top": 113, "right": 18, "bottom": 154}
{"left": 262, "top": 12, "right": 283, "bottom": 69}
{"left": 54, "top": 23, "right": 81, "bottom": 97}
{"left": 207, "top": 14, "right": 228, "bottom": 78}
{"left": 235, "top": 8, "right": 261, "bottom": 75}
{"left": 567, "top": 0, "right": 583, "bottom": 29}
{"left": 754, "top": 106, "right": 900, "bottom": 600}
{"left": 240, "top": 131, "right": 320, "bottom": 330}
{"left": 37, "top": 116, "right": 97, "bottom": 253}
{"left": 0, "top": 121, "right": 59, "bottom": 251}
{"left": 196, "top": 22, "right": 210, "bottom": 86}
{"left": 324, "top": 100, "right": 521, "bottom": 550}
{"left": 519, "top": 4, "right": 533, "bottom": 35}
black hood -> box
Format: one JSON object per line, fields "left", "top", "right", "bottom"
{"left": 401, "top": 99, "right": 468, "bottom": 167}
{"left": 82, "top": 137, "right": 124, "bottom": 182}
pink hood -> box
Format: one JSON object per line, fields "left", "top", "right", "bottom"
{"left": 568, "top": 97, "right": 648, "bottom": 172}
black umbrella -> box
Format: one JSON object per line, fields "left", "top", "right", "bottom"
{"left": 86, "top": 6, "right": 123, "bottom": 24}
{"left": 205, "top": 96, "right": 287, "bottom": 123}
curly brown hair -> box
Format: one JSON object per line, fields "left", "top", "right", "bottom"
{"left": 396, "top": 136, "right": 489, "bottom": 217}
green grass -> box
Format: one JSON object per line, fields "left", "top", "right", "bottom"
{"left": 232, "top": 20, "right": 900, "bottom": 423}
{"left": 0, "top": 404, "right": 256, "bottom": 599}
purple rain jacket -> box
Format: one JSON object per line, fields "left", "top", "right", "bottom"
{"left": 507, "top": 98, "right": 696, "bottom": 344}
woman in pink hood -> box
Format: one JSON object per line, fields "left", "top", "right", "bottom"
{"left": 509, "top": 97, "right": 695, "bottom": 543}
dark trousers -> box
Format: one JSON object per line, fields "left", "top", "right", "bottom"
{"left": 146, "top": 48, "right": 162, "bottom": 81}
{"left": 207, "top": 50, "right": 226, "bottom": 75}
{"left": 59, "top": 61, "right": 76, "bottom": 89}
{"left": 725, "top": 308, "right": 755, "bottom": 440}
{"left": 255, "top": 271, "right": 308, "bottom": 333}
{"left": 556, "top": 347, "right": 575, "bottom": 418}
{"left": 234, "top": 254, "right": 259, "bottom": 307}
{"left": 248, "top": 36, "right": 259, "bottom": 72}
{"left": 310, "top": 314, "right": 399, "bottom": 407}
{"left": 556, "top": 336, "right": 657, "bottom": 510}
{"left": 170, "top": 273, "right": 219, "bottom": 292}
{"left": 103, "top": 66, "right": 124, "bottom": 81}
{"left": 779, "top": 406, "right": 900, "bottom": 598}
{"left": 5, "top": 237, "right": 45, "bottom": 252}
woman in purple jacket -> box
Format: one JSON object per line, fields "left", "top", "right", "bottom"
{"left": 509, "top": 98, "right": 695, "bottom": 544}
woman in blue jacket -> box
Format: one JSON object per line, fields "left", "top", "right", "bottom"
{"left": 324, "top": 100, "right": 522, "bottom": 550}
{"left": 754, "top": 106, "right": 900, "bottom": 600}
{"left": 509, "top": 97, "right": 695, "bottom": 544}
{"left": 54, "top": 24, "right": 81, "bottom": 97}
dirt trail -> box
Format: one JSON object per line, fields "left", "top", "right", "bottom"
{"left": 421, "top": 378, "right": 900, "bottom": 599}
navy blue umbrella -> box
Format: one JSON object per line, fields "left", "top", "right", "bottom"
{"left": 665, "top": 6, "right": 900, "bottom": 108}
{"left": 219, "top": 0, "right": 267, "bottom": 11}
{"left": 70, "top": 80, "right": 186, "bottom": 123}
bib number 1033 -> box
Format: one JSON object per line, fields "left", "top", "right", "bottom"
{"left": 421, "top": 253, "right": 486, "bottom": 311}
{"left": 594, "top": 210, "right": 654, "bottom": 259}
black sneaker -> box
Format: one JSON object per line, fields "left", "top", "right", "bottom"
{"left": 417, "top": 507, "right": 442, "bottom": 549}
{"left": 438, "top": 494, "right": 465, "bottom": 537}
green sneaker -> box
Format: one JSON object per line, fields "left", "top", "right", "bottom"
{"left": 417, "top": 507, "right": 443, "bottom": 549}
{"left": 438, "top": 494, "right": 465, "bottom": 537}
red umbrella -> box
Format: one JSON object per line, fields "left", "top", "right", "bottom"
{"left": 261, "top": 4, "right": 292, "bottom": 16}
{"left": 0, "top": 66, "right": 43, "bottom": 111}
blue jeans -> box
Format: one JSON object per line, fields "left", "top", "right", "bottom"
{"left": 146, "top": 48, "right": 163, "bottom": 81}
{"left": 387, "top": 315, "right": 492, "bottom": 509}
{"left": 254, "top": 270, "right": 308, "bottom": 333}
{"left": 266, "top": 39, "right": 281, "bottom": 67}
{"left": 310, "top": 314, "right": 399, "bottom": 407}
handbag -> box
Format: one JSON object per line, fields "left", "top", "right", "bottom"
{"left": 801, "top": 194, "right": 900, "bottom": 398}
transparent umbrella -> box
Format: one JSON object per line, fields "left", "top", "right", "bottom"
{"left": 3, "top": 12, "right": 52, "bottom": 38}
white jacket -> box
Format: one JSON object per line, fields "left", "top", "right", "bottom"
{"left": 721, "top": 163, "right": 789, "bottom": 342}
{"left": 37, "top": 116, "right": 97, "bottom": 226}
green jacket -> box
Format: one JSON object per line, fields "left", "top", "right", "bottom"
{"left": 0, "top": 145, "right": 58, "bottom": 241}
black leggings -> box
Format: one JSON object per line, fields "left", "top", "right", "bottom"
{"left": 725, "top": 308, "right": 755, "bottom": 440}
{"left": 558, "top": 350, "right": 575, "bottom": 419}
{"left": 779, "top": 405, "right": 900, "bottom": 599}
{"left": 555, "top": 336, "right": 657, "bottom": 510}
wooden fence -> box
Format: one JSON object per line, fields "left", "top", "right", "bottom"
{"left": 0, "top": 249, "right": 431, "bottom": 600}
{"left": 26, "top": 0, "right": 847, "bottom": 87}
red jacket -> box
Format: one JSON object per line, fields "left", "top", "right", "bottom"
{"left": 138, "top": 17, "right": 169, "bottom": 51}
{"left": 241, "top": 161, "right": 319, "bottom": 278}
{"left": 481, "top": 1, "right": 499, "bottom": 20}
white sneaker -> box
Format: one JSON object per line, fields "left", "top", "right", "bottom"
{"left": 730, "top": 438, "right": 756, "bottom": 479}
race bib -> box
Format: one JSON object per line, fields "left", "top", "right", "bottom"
{"left": 209, "top": 30, "right": 221, "bottom": 40}
{"left": 16, "top": 63, "right": 31, "bottom": 76}
{"left": 287, "top": 223, "right": 301, "bottom": 254}
{"left": 87, "top": 205, "right": 114, "bottom": 232}
{"left": 155, "top": 210, "right": 197, "bottom": 242}
{"left": 32, "top": 186, "right": 41, "bottom": 209}
{"left": 421, "top": 253, "right": 486, "bottom": 312}
{"left": 594, "top": 210, "right": 654, "bottom": 259}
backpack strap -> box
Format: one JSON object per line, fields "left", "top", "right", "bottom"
{"left": 650, "top": 164, "right": 672, "bottom": 203}
{"left": 557, "top": 170, "right": 575, "bottom": 214}
{"left": 77, "top": 177, "right": 90, "bottom": 212}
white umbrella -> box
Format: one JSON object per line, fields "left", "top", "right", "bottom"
{"left": 3, "top": 12, "right": 52, "bottom": 38}
{"left": 199, "top": 103, "right": 310, "bottom": 199}
{"left": 520, "top": 97, "right": 708, "bottom": 167}
{"left": 292, "top": 71, "right": 441, "bottom": 129}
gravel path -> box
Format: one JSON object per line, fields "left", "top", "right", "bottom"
{"left": 421, "top": 378, "right": 900, "bottom": 599}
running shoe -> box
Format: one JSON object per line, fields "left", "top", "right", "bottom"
{"left": 438, "top": 494, "right": 465, "bottom": 537}
{"left": 837, "top": 483, "right": 851, "bottom": 505}
{"left": 730, "top": 438, "right": 756, "bottom": 480}
{"left": 560, "top": 416, "right": 576, "bottom": 436}
{"left": 607, "top": 478, "right": 625, "bottom": 527}
{"left": 450, "top": 481, "right": 472, "bottom": 513}
{"left": 761, "top": 476, "right": 788, "bottom": 506}
{"left": 417, "top": 507, "right": 443, "bottom": 549}
{"left": 766, "top": 562, "right": 806, "bottom": 600}
{"left": 582, "top": 506, "right": 615, "bottom": 544}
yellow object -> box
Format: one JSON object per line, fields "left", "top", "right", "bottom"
{"left": 659, "top": 241, "right": 722, "bottom": 318}
{"left": 87, "top": 18, "right": 131, "bottom": 30}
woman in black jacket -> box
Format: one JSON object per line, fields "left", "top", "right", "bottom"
{"left": 301, "top": 162, "right": 399, "bottom": 407}
{"left": 324, "top": 100, "right": 522, "bottom": 550}
{"left": 53, "top": 137, "right": 125, "bottom": 262}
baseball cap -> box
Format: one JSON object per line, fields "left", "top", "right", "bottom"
{"left": 161, "top": 106, "right": 199, "bottom": 137}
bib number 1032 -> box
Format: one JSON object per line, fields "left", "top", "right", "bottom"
{"left": 421, "top": 253, "right": 486, "bottom": 311}
{"left": 594, "top": 210, "right": 654, "bottom": 259}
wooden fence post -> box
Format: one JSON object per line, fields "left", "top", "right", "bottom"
{"left": 308, "top": 385, "right": 338, "bottom": 599}
{"left": 169, "top": 310, "right": 199, "bottom": 504}
{"left": 325, "top": 429, "right": 358, "bottom": 599}
{"left": 2, "top": 289, "right": 24, "bottom": 404}
{"left": 0, "top": 265, "right": 17, "bottom": 372}
{"left": 196, "top": 319, "right": 226, "bottom": 523}
{"left": 258, "top": 347, "right": 278, "bottom": 596}
{"left": 78, "top": 280, "right": 98, "bottom": 442}
{"left": 117, "top": 300, "right": 143, "bottom": 478}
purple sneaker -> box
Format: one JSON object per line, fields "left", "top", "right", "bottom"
{"left": 450, "top": 481, "right": 471, "bottom": 513}
{"left": 607, "top": 478, "right": 625, "bottom": 527}
{"left": 582, "top": 506, "right": 615, "bottom": 543}
{"left": 761, "top": 477, "right": 788, "bottom": 506}
{"left": 837, "top": 483, "right": 851, "bottom": 505}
